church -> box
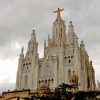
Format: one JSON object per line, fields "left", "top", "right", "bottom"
{"left": 16, "top": 8, "right": 96, "bottom": 92}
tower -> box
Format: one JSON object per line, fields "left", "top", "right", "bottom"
{"left": 16, "top": 30, "right": 39, "bottom": 90}
{"left": 52, "top": 8, "right": 66, "bottom": 48}
{"left": 66, "top": 21, "right": 80, "bottom": 84}
{"left": 16, "top": 46, "right": 24, "bottom": 90}
{"left": 47, "top": 8, "right": 68, "bottom": 87}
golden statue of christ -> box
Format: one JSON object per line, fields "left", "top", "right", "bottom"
{"left": 53, "top": 8, "right": 64, "bottom": 19}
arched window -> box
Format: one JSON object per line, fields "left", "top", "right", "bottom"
{"left": 69, "top": 59, "right": 71, "bottom": 63}
{"left": 45, "top": 80, "right": 47, "bottom": 84}
{"left": 48, "top": 79, "right": 50, "bottom": 86}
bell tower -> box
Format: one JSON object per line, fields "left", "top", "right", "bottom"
{"left": 51, "top": 8, "right": 67, "bottom": 86}
{"left": 52, "top": 8, "right": 66, "bottom": 47}
{"left": 16, "top": 30, "right": 39, "bottom": 90}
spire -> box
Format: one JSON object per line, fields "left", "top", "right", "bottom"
{"left": 69, "top": 21, "right": 73, "bottom": 26}
{"left": 68, "top": 21, "right": 74, "bottom": 33}
{"left": 80, "top": 41, "right": 85, "bottom": 47}
{"left": 31, "top": 30, "right": 36, "bottom": 41}
{"left": 67, "top": 21, "right": 76, "bottom": 45}
{"left": 44, "top": 40, "right": 46, "bottom": 47}
{"left": 27, "top": 29, "right": 38, "bottom": 53}
{"left": 53, "top": 8, "right": 64, "bottom": 20}
{"left": 19, "top": 46, "right": 24, "bottom": 60}
{"left": 90, "top": 60, "right": 92, "bottom": 65}
{"left": 52, "top": 8, "right": 66, "bottom": 47}
{"left": 80, "top": 41, "right": 85, "bottom": 51}
{"left": 33, "top": 29, "right": 35, "bottom": 33}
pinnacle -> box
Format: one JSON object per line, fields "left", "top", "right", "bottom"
{"left": 33, "top": 30, "right": 35, "bottom": 34}
{"left": 69, "top": 21, "right": 72, "bottom": 24}
{"left": 69, "top": 21, "right": 73, "bottom": 26}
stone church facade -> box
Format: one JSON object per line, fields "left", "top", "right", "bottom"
{"left": 16, "top": 8, "right": 95, "bottom": 91}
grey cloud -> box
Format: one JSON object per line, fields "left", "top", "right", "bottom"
{"left": 0, "top": 0, "right": 99, "bottom": 60}
{"left": 0, "top": 0, "right": 100, "bottom": 92}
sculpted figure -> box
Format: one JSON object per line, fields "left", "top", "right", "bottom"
{"left": 53, "top": 8, "right": 64, "bottom": 19}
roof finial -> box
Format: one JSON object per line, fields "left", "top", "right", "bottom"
{"left": 33, "top": 30, "right": 35, "bottom": 34}
{"left": 53, "top": 8, "right": 64, "bottom": 19}
{"left": 69, "top": 21, "right": 73, "bottom": 26}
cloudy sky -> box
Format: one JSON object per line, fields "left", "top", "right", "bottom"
{"left": 0, "top": 0, "right": 100, "bottom": 93}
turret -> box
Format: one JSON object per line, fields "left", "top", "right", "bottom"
{"left": 16, "top": 46, "right": 24, "bottom": 89}
{"left": 90, "top": 60, "right": 92, "bottom": 65}
{"left": 31, "top": 30, "right": 36, "bottom": 42}
{"left": 80, "top": 41, "right": 87, "bottom": 57}
{"left": 68, "top": 21, "right": 74, "bottom": 34}
{"left": 80, "top": 41, "right": 89, "bottom": 60}
{"left": 19, "top": 46, "right": 24, "bottom": 67}
{"left": 80, "top": 41, "right": 85, "bottom": 47}
{"left": 67, "top": 21, "right": 78, "bottom": 46}
{"left": 80, "top": 41, "right": 84, "bottom": 52}
{"left": 27, "top": 30, "right": 38, "bottom": 54}
{"left": 17, "top": 46, "right": 24, "bottom": 73}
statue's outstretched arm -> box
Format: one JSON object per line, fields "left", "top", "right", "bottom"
{"left": 60, "top": 8, "right": 64, "bottom": 11}
{"left": 53, "top": 11, "right": 57, "bottom": 13}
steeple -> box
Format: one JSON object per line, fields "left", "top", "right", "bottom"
{"left": 31, "top": 30, "right": 36, "bottom": 42}
{"left": 90, "top": 60, "right": 92, "bottom": 64}
{"left": 16, "top": 46, "right": 24, "bottom": 90}
{"left": 52, "top": 8, "right": 66, "bottom": 47}
{"left": 18, "top": 46, "right": 24, "bottom": 71}
{"left": 68, "top": 21, "right": 74, "bottom": 33}
{"left": 80, "top": 41, "right": 85, "bottom": 47}
{"left": 80, "top": 41, "right": 87, "bottom": 53}
{"left": 27, "top": 30, "right": 38, "bottom": 53}
{"left": 67, "top": 21, "right": 78, "bottom": 46}
{"left": 20, "top": 46, "right": 24, "bottom": 59}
